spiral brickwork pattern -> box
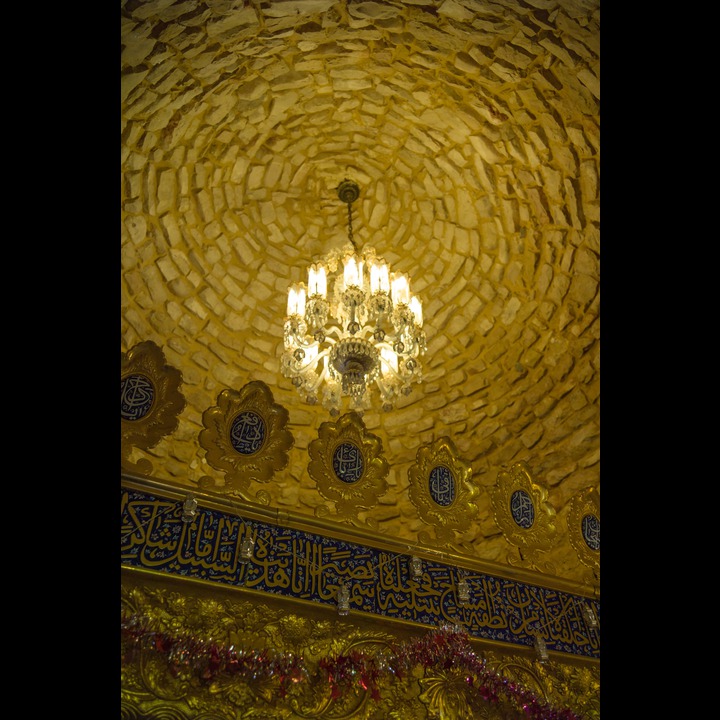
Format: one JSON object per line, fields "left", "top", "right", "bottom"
{"left": 121, "top": 0, "right": 600, "bottom": 584}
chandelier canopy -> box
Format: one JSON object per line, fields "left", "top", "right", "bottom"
{"left": 281, "top": 180, "right": 426, "bottom": 414}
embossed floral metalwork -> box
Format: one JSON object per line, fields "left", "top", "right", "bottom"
{"left": 567, "top": 486, "right": 600, "bottom": 580}
{"left": 121, "top": 579, "right": 599, "bottom": 720}
{"left": 308, "top": 411, "right": 389, "bottom": 525}
{"left": 418, "top": 666, "right": 477, "bottom": 718}
{"left": 121, "top": 340, "right": 186, "bottom": 475}
{"left": 199, "top": 381, "right": 294, "bottom": 499}
{"left": 406, "top": 436, "right": 478, "bottom": 543}
{"left": 490, "top": 461, "right": 557, "bottom": 573}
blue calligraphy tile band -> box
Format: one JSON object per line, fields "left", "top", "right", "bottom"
{"left": 121, "top": 486, "right": 599, "bottom": 660}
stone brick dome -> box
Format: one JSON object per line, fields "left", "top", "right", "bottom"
{"left": 121, "top": 0, "right": 600, "bottom": 587}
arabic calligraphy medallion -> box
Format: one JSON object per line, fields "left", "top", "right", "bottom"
{"left": 581, "top": 514, "right": 600, "bottom": 551}
{"left": 199, "top": 381, "right": 294, "bottom": 498}
{"left": 121, "top": 374, "right": 155, "bottom": 421}
{"left": 230, "top": 411, "right": 266, "bottom": 454}
{"left": 332, "top": 441, "right": 364, "bottom": 483}
{"left": 490, "top": 461, "right": 557, "bottom": 572}
{"left": 510, "top": 489, "right": 535, "bottom": 529}
{"left": 428, "top": 465, "right": 455, "bottom": 507}
{"left": 308, "top": 412, "right": 389, "bottom": 524}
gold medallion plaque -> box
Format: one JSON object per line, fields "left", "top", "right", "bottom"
{"left": 199, "top": 380, "right": 294, "bottom": 500}
{"left": 121, "top": 340, "right": 186, "bottom": 475}
{"left": 490, "top": 461, "right": 557, "bottom": 573}
{"left": 407, "top": 436, "right": 477, "bottom": 544}
{"left": 308, "top": 411, "right": 389, "bottom": 525}
{"left": 567, "top": 486, "right": 600, "bottom": 581}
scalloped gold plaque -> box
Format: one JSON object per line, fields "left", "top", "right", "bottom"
{"left": 567, "top": 486, "right": 600, "bottom": 579}
{"left": 490, "top": 461, "right": 557, "bottom": 573}
{"left": 121, "top": 340, "right": 185, "bottom": 475}
{"left": 308, "top": 411, "right": 389, "bottom": 525}
{"left": 199, "top": 381, "right": 294, "bottom": 498}
{"left": 407, "top": 437, "right": 477, "bottom": 543}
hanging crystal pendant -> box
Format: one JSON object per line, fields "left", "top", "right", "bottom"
{"left": 182, "top": 494, "right": 198, "bottom": 523}
{"left": 239, "top": 535, "right": 255, "bottom": 563}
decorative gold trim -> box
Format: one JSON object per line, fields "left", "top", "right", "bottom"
{"left": 121, "top": 575, "right": 600, "bottom": 720}
{"left": 490, "top": 461, "right": 557, "bottom": 574}
{"left": 121, "top": 340, "right": 186, "bottom": 475}
{"left": 308, "top": 411, "right": 389, "bottom": 527}
{"left": 123, "top": 471, "right": 598, "bottom": 597}
{"left": 406, "top": 436, "right": 478, "bottom": 544}
{"left": 199, "top": 381, "right": 294, "bottom": 501}
{"left": 567, "top": 486, "right": 600, "bottom": 580}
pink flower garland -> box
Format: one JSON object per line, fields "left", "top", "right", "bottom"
{"left": 122, "top": 616, "right": 582, "bottom": 719}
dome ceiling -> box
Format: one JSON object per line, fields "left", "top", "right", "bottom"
{"left": 121, "top": 0, "right": 600, "bottom": 589}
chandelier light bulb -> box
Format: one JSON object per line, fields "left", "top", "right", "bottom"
{"left": 308, "top": 264, "right": 327, "bottom": 297}
{"left": 281, "top": 179, "right": 426, "bottom": 414}
{"left": 287, "top": 284, "right": 306, "bottom": 317}
{"left": 391, "top": 273, "right": 409, "bottom": 305}
{"left": 409, "top": 295, "right": 423, "bottom": 326}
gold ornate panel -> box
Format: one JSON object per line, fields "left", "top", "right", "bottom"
{"left": 198, "top": 380, "right": 294, "bottom": 503}
{"left": 121, "top": 573, "right": 599, "bottom": 720}
{"left": 567, "top": 487, "right": 600, "bottom": 582}
{"left": 121, "top": 340, "right": 186, "bottom": 475}
{"left": 308, "top": 411, "right": 389, "bottom": 527}
{"left": 406, "top": 436, "right": 478, "bottom": 544}
{"left": 490, "top": 461, "right": 557, "bottom": 574}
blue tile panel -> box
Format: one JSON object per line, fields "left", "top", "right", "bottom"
{"left": 121, "top": 487, "right": 599, "bottom": 659}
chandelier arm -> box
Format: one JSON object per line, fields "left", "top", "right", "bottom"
{"left": 374, "top": 374, "right": 392, "bottom": 397}
{"left": 301, "top": 355, "right": 333, "bottom": 395}
{"left": 293, "top": 349, "right": 333, "bottom": 381}
{"left": 286, "top": 334, "right": 313, "bottom": 350}
{"left": 378, "top": 365, "right": 403, "bottom": 384}
{"left": 397, "top": 336, "right": 422, "bottom": 357}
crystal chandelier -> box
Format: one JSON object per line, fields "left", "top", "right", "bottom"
{"left": 281, "top": 180, "right": 426, "bottom": 414}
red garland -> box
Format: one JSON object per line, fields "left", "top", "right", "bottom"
{"left": 121, "top": 616, "right": 582, "bottom": 719}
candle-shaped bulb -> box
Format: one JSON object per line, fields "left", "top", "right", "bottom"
{"left": 287, "top": 284, "right": 306, "bottom": 316}
{"left": 409, "top": 295, "right": 423, "bottom": 326}
{"left": 391, "top": 273, "right": 409, "bottom": 305}
{"left": 308, "top": 263, "right": 327, "bottom": 297}
{"left": 370, "top": 260, "right": 390, "bottom": 294}
{"left": 343, "top": 255, "right": 364, "bottom": 290}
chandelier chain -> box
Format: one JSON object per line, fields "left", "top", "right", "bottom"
{"left": 346, "top": 200, "right": 357, "bottom": 252}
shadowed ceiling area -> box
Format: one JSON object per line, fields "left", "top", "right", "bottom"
{"left": 121, "top": 0, "right": 600, "bottom": 589}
